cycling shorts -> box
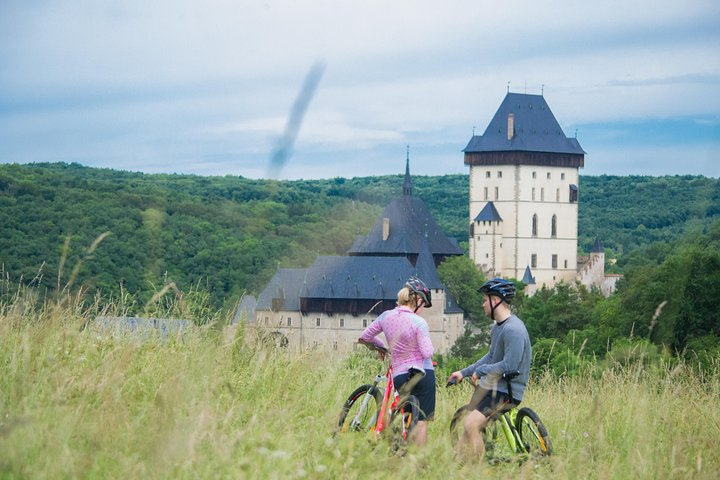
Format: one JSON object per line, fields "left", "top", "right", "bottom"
{"left": 473, "top": 389, "right": 518, "bottom": 417}
{"left": 393, "top": 369, "right": 436, "bottom": 421}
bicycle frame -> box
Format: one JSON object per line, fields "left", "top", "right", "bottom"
{"left": 347, "top": 358, "right": 410, "bottom": 439}
{"left": 448, "top": 371, "right": 551, "bottom": 458}
{"left": 494, "top": 408, "right": 524, "bottom": 453}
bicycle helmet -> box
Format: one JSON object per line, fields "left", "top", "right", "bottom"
{"left": 479, "top": 278, "right": 516, "bottom": 304}
{"left": 405, "top": 276, "right": 432, "bottom": 308}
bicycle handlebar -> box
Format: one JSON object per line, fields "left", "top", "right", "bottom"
{"left": 357, "top": 341, "right": 390, "bottom": 356}
{"left": 445, "top": 370, "right": 521, "bottom": 395}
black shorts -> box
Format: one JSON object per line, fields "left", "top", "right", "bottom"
{"left": 473, "top": 389, "right": 518, "bottom": 417}
{"left": 393, "top": 369, "right": 436, "bottom": 421}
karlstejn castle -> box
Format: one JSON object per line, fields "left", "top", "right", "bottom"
{"left": 240, "top": 91, "right": 619, "bottom": 352}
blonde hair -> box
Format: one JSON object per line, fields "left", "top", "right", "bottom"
{"left": 396, "top": 286, "right": 419, "bottom": 308}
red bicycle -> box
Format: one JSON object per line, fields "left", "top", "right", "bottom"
{"left": 336, "top": 344, "right": 421, "bottom": 443}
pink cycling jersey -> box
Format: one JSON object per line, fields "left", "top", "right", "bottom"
{"left": 359, "top": 306, "right": 434, "bottom": 375}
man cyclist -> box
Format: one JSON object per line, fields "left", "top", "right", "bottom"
{"left": 359, "top": 276, "right": 435, "bottom": 446}
{"left": 446, "top": 278, "right": 531, "bottom": 460}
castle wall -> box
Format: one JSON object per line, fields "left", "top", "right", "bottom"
{"left": 254, "top": 289, "right": 463, "bottom": 354}
{"left": 469, "top": 164, "right": 579, "bottom": 286}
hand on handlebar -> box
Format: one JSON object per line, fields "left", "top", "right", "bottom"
{"left": 446, "top": 371, "right": 464, "bottom": 387}
{"left": 358, "top": 340, "right": 389, "bottom": 360}
{"left": 446, "top": 371, "right": 479, "bottom": 388}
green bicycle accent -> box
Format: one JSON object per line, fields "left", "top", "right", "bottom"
{"left": 449, "top": 371, "right": 552, "bottom": 462}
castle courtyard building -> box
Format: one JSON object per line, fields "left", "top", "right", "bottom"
{"left": 252, "top": 156, "right": 465, "bottom": 353}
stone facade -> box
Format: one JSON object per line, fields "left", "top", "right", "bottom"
{"left": 254, "top": 287, "right": 464, "bottom": 354}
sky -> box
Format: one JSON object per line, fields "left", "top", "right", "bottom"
{"left": 1, "top": 0, "right": 719, "bottom": 180}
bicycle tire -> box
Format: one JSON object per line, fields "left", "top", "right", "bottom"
{"left": 389, "top": 394, "right": 420, "bottom": 443}
{"left": 336, "top": 384, "right": 382, "bottom": 434}
{"left": 515, "top": 407, "right": 553, "bottom": 456}
{"left": 448, "top": 404, "right": 469, "bottom": 445}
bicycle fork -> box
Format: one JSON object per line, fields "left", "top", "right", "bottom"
{"left": 349, "top": 375, "right": 384, "bottom": 432}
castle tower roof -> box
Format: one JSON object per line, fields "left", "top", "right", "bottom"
{"left": 464, "top": 92, "right": 586, "bottom": 155}
{"left": 348, "top": 156, "right": 462, "bottom": 258}
{"left": 591, "top": 236, "right": 604, "bottom": 253}
{"left": 474, "top": 201, "right": 503, "bottom": 222}
{"left": 522, "top": 265, "right": 536, "bottom": 285}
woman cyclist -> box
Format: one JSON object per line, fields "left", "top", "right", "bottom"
{"left": 358, "top": 276, "right": 435, "bottom": 446}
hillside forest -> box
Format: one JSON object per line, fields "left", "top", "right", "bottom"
{"left": 1, "top": 162, "right": 719, "bottom": 371}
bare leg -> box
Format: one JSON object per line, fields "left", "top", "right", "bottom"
{"left": 456, "top": 410, "right": 489, "bottom": 462}
{"left": 410, "top": 420, "right": 428, "bottom": 446}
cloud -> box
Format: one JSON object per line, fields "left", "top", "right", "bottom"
{"left": 0, "top": 0, "right": 718, "bottom": 179}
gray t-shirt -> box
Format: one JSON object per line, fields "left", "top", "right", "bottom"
{"left": 460, "top": 314, "right": 532, "bottom": 401}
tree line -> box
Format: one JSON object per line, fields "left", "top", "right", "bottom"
{"left": 1, "top": 162, "right": 719, "bottom": 368}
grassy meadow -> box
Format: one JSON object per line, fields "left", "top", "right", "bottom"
{"left": 1, "top": 296, "right": 719, "bottom": 479}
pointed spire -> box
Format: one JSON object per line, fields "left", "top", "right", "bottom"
{"left": 522, "top": 265, "right": 536, "bottom": 285}
{"left": 403, "top": 145, "right": 412, "bottom": 196}
{"left": 591, "top": 236, "right": 604, "bottom": 253}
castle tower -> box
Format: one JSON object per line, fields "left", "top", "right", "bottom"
{"left": 464, "top": 92, "right": 585, "bottom": 287}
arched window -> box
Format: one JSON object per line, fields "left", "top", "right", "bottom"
{"left": 532, "top": 214, "right": 538, "bottom": 237}
{"left": 551, "top": 215, "right": 557, "bottom": 238}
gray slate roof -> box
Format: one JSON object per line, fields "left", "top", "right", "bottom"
{"left": 591, "top": 237, "right": 604, "bottom": 253}
{"left": 256, "top": 255, "right": 463, "bottom": 313}
{"left": 302, "top": 256, "right": 417, "bottom": 298}
{"left": 255, "top": 159, "right": 464, "bottom": 316}
{"left": 348, "top": 195, "right": 462, "bottom": 256}
{"left": 474, "top": 201, "right": 503, "bottom": 222}
{"left": 522, "top": 266, "right": 536, "bottom": 285}
{"left": 256, "top": 268, "right": 307, "bottom": 311}
{"left": 464, "top": 92, "right": 586, "bottom": 155}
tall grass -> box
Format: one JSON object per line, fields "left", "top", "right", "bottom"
{"left": 1, "top": 293, "right": 718, "bottom": 479}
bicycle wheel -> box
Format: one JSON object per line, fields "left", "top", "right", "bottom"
{"left": 389, "top": 394, "right": 420, "bottom": 442}
{"left": 448, "top": 404, "right": 469, "bottom": 445}
{"left": 515, "top": 407, "right": 552, "bottom": 456}
{"left": 337, "top": 384, "right": 382, "bottom": 434}
{"left": 449, "top": 405, "right": 508, "bottom": 462}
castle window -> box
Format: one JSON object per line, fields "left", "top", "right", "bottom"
{"left": 564, "top": 259, "right": 568, "bottom": 269}
{"left": 551, "top": 215, "right": 557, "bottom": 238}
{"left": 541, "top": 188, "right": 545, "bottom": 201}
{"left": 484, "top": 187, "right": 488, "bottom": 200}
{"left": 569, "top": 184, "right": 578, "bottom": 203}
{"left": 556, "top": 188, "right": 560, "bottom": 202}
{"left": 486, "top": 253, "right": 489, "bottom": 258}
{"left": 287, "top": 317, "right": 292, "bottom": 327}
{"left": 363, "top": 319, "right": 368, "bottom": 328}
{"left": 532, "top": 171, "right": 537, "bottom": 179}
{"left": 547, "top": 172, "right": 551, "bottom": 179}
{"left": 531, "top": 254, "right": 537, "bottom": 268}
{"left": 316, "top": 317, "right": 321, "bottom": 327}
{"left": 552, "top": 255, "right": 558, "bottom": 269}
{"left": 497, "top": 171, "right": 502, "bottom": 178}
{"left": 532, "top": 214, "right": 538, "bottom": 237}
{"left": 333, "top": 341, "right": 338, "bottom": 350}
{"left": 561, "top": 173, "right": 566, "bottom": 180}
{"left": 486, "top": 171, "right": 491, "bottom": 178}
{"left": 495, "top": 187, "right": 499, "bottom": 200}
{"left": 340, "top": 318, "right": 345, "bottom": 328}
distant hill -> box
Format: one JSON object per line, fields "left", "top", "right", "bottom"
{"left": 1, "top": 163, "right": 718, "bottom": 308}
